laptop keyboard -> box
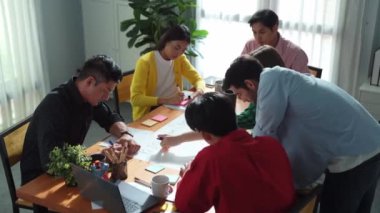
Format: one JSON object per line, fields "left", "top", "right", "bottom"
{"left": 121, "top": 196, "right": 140, "bottom": 212}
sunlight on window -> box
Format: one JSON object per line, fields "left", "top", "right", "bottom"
{"left": 196, "top": 0, "right": 339, "bottom": 81}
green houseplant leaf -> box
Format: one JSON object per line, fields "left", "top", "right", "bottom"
{"left": 47, "top": 144, "right": 92, "bottom": 186}
{"left": 120, "top": 0, "right": 208, "bottom": 57}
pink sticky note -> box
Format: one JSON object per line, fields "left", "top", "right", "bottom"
{"left": 176, "top": 99, "right": 189, "bottom": 106}
{"left": 151, "top": 114, "right": 168, "bottom": 122}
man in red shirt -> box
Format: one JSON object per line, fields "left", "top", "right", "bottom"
{"left": 175, "top": 92, "right": 295, "bottom": 213}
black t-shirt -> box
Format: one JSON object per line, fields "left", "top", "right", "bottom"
{"left": 20, "top": 78, "right": 123, "bottom": 184}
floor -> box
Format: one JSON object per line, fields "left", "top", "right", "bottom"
{"left": 1, "top": 100, "right": 380, "bottom": 213}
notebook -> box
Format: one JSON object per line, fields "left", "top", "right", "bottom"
{"left": 71, "top": 164, "right": 161, "bottom": 213}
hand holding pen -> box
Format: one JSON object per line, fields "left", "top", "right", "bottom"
{"left": 157, "top": 134, "right": 184, "bottom": 152}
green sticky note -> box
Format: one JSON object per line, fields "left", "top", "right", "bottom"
{"left": 167, "top": 174, "right": 180, "bottom": 185}
{"left": 145, "top": 164, "right": 165, "bottom": 174}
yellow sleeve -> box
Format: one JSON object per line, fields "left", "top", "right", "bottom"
{"left": 130, "top": 55, "right": 158, "bottom": 106}
{"left": 178, "top": 55, "right": 206, "bottom": 91}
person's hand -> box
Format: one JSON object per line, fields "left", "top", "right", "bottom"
{"left": 191, "top": 89, "right": 204, "bottom": 100}
{"left": 116, "top": 134, "right": 140, "bottom": 155}
{"left": 158, "top": 134, "right": 184, "bottom": 152}
{"left": 166, "top": 92, "right": 184, "bottom": 104}
{"left": 179, "top": 161, "right": 192, "bottom": 177}
{"left": 102, "top": 145, "right": 128, "bottom": 164}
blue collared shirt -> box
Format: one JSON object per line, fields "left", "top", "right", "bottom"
{"left": 253, "top": 67, "right": 380, "bottom": 189}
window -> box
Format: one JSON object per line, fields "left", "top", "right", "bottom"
{"left": 0, "top": 0, "right": 47, "bottom": 130}
{"left": 195, "top": 0, "right": 341, "bottom": 81}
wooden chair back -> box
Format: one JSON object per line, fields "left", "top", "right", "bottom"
{"left": 0, "top": 116, "right": 33, "bottom": 213}
{"left": 114, "top": 69, "right": 135, "bottom": 114}
{"left": 290, "top": 185, "right": 322, "bottom": 213}
{"left": 308, "top": 65, "right": 323, "bottom": 78}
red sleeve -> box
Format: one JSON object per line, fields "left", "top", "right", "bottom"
{"left": 174, "top": 150, "right": 216, "bottom": 213}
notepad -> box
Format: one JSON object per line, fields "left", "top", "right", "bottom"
{"left": 151, "top": 114, "right": 168, "bottom": 122}
{"left": 141, "top": 119, "right": 158, "bottom": 127}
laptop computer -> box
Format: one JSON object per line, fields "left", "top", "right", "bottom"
{"left": 71, "top": 164, "right": 161, "bottom": 213}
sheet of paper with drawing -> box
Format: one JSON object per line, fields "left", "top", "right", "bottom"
{"left": 128, "top": 114, "right": 208, "bottom": 170}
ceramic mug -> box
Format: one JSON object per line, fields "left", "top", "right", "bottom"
{"left": 151, "top": 175, "right": 171, "bottom": 198}
{"left": 223, "top": 89, "right": 236, "bottom": 109}
{"left": 214, "top": 80, "right": 224, "bottom": 93}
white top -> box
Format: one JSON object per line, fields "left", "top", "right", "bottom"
{"left": 154, "top": 51, "right": 177, "bottom": 98}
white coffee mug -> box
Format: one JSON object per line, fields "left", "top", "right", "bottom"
{"left": 151, "top": 175, "right": 170, "bottom": 198}
{"left": 215, "top": 80, "right": 223, "bottom": 93}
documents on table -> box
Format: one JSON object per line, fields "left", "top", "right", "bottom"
{"left": 128, "top": 114, "right": 208, "bottom": 170}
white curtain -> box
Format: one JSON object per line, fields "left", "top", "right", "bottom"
{"left": 0, "top": 0, "right": 47, "bottom": 130}
{"left": 195, "top": 0, "right": 364, "bottom": 92}
{"left": 331, "top": 0, "right": 365, "bottom": 95}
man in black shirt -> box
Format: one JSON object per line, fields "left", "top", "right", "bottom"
{"left": 20, "top": 55, "right": 140, "bottom": 211}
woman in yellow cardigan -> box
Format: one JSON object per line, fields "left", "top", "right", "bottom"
{"left": 130, "top": 25, "right": 205, "bottom": 120}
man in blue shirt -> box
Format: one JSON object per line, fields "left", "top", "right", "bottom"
{"left": 223, "top": 55, "right": 380, "bottom": 213}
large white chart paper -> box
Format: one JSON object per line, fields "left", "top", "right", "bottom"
{"left": 128, "top": 114, "right": 208, "bottom": 169}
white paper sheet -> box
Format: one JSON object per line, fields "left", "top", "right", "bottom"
{"left": 127, "top": 114, "right": 208, "bottom": 170}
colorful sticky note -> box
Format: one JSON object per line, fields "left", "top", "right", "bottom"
{"left": 145, "top": 164, "right": 165, "bottom": 174}
{"left": 151, "top": 114, "right": 168, "bottom": 122}
{"left": 166, "top": 174, "right": 180, "bottom": 185}
{"left": 141, "top": 119, "right": 158, "bottom": 127}
{"left": 176, "top": 99, "right": 189, "bottom": 106}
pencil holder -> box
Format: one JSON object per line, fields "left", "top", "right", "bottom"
{"left": 111, "top": 161, "right": 128, "bottom": 181}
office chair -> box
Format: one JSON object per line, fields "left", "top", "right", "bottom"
{"left": 113, "top": 69, "right": 135, "bottom": 114}
{"left": 308, "top": 65, "right": 323, "bottom": 78}
{"left": 0, "top": 115, "right": 33, "bottom": 213}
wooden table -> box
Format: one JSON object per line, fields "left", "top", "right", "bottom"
{"left": 16, "top": 106, "right": 185, "bottom": 213}
{"left": 16, "top": 101, "right": 250, "bottom": 213}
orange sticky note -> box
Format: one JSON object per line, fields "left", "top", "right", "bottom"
{"left": 141, "top": 119, "right": 158, "bottom": 127}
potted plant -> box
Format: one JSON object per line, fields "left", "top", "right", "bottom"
{"left": 47, "top": 144, "right": 92, "bottom": 186}
{"left": 120, "top": 0, "right": 208, "bottom": 57}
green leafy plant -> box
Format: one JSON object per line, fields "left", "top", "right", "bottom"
{"left": 120, "top": 0, "right": 208, "bottom": 57}
{"left": 47, "top": 144, "right": 92, "bottom": 186}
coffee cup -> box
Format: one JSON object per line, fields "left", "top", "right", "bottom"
{"left": 151, "top": 175, "right": 171, "bottom": 198}
{"left": 215, "top": 80, "right": 224, "bottom": 93}
{"left": 223, "top": 89, "right": 236, "bottom": 109}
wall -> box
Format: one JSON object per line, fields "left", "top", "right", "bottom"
{"left": 39, "top": 0, "right": 85, "bottom": 90}
{"left": 357, "top": 0, "right": 380, "bottom": 94}
{"left": 81, "top": 0, "right": 143, "bottom": 71}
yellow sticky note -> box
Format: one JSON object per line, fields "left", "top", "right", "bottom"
{"left": 141, "top": 119, "right": 158, "bottom": 127}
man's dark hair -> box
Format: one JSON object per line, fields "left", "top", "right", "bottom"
{"left": 248, "top": 45, "right": 285, "bottom": 68}
{"left": 248, "top": 9, "right": 279, "bottom": 28}
{"left": 185, "top": 92, "right": 237, "bottom": 137}
{"left": 223, "top": 56, "right": 263, "bottom": 90}
{"left": 156, "top": 24, "right": 191, "bottom": 51}
{"left": 77, "top": 55, "right": 122, "bottom": 83}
